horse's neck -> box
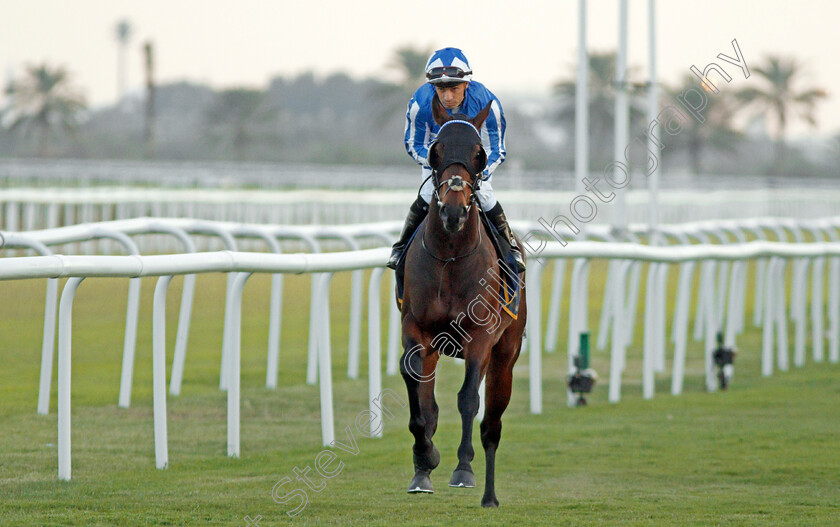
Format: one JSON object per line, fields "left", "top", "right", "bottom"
{"left": 424, "top": 205, "right": 481, "bottom": 260}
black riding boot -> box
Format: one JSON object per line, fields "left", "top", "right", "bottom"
{"left": 387, "top": 197, "right": 429, "bottom": 270}
{"left": 486, "top": 202, "right": 526, "bottom": 273}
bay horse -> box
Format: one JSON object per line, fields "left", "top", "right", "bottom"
{"left": 398, "top": 95, "right": 527, "bottom": 508}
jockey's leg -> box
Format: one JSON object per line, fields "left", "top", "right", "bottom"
{"left": 476, "top": 180, "right": 526, "bottom": 273}
{"left": 387, "top": 173, "right": 432, "bottom": 270}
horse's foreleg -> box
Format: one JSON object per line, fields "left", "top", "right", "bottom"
{"left": 400, "top": 334, "right": 440, "bottom": 493}
{"left": 480, "top": 343, "right": 518, "bottom": 507}
{"left": 449, "top": 353, "right": 486, "bottom": 488}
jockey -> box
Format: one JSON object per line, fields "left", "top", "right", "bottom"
{"left": 386, "top": 46, "right": 526, "bottom": 273}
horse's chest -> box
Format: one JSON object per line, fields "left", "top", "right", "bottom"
{"left": 415, "top": 297, "right": 461, "bottom": 323}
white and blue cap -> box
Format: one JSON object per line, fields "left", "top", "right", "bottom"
{"left": 425, "top": 47, "right": 473, "bottom": 85}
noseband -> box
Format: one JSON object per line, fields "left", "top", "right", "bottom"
{"left": 434, "top": 173, "right": 477, "bottom": 211}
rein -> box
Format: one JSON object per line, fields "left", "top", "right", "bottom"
{"left": 422, "top": 180, "right": 483, "bottom": 302}
{"left": 421, "top": 219, "right": 482, "bottom": 264}
{"left": 422, "top": 217, "right": 483, "bottom": 303}
{"left": 433, "top": 173, "right": 477, "bottom": 211}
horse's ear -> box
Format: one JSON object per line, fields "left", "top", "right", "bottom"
{"left": 431, "top": 93, "right": 452, "bottom": 126}
{"left": 428, "top": 141, "right": 442, "bottom": 170}
{"left": 471, "top": 101, "right": 493, "bottom": 130}
{"left": 473, "top": 145, "right": 487, "bottom": 174}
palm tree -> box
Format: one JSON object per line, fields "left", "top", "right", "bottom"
{"left": 143, "top": 41, "right": 156, "bottom": 157}
{"left": 661, "top": 75, "right": 743, "bottom": 174}
{"left": 553, "top": 51, "right": 645, "bottom": 166}
{"left": 115, "top": 19, "right": 132, "bottom": 102}
{"left": 735, "top": 55, "right": 827, "bottom": 169}
{"left": 390, "top": 46, "right": 430, "bottom": 89}
{"left": 204, "top": 88, "right": 269, "bottom": 162}
{"left": 371, "top": 45, "right": 433, "bottom": 122}
{"left": 2, "top": 63, "right": 87, "bottom": 156}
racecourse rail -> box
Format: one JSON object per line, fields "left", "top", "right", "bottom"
{"left": 3, "top": 186, "right": 840, "bottom": 242}
{"left": 1, "top": 217, "right": 839, "bottom": 481}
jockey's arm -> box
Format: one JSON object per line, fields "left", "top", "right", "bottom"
{"left": 404, "top": 99, "right": 430, "bottom": 169}
{"left": 481, "top": 99, "right": 506, "bottom": 180}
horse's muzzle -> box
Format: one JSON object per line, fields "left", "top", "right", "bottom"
{"left": 440, "top": 203, "right": 468, "bottom": 233}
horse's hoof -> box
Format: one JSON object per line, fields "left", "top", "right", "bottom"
{"left": 448, "top": 469, "right": 476, "bottom": 488}
{"left": 481, "top": 495, "right": 499, "bottom": 508}
{"left": 407, "top": 471, "right": 434, "bottom": 493}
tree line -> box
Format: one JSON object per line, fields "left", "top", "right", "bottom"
{"left": 0, "top": 48, "right": 835, "bottom": 178}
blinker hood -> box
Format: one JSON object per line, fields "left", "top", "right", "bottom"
{"left": 429, "top": 120, "right": 487, "bottom": 175}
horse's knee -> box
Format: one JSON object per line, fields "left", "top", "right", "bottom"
{"left": 408, "top": 414, "right": 426, "bottom": 439}
{"left": 480, "top": 418, "right": 502, "bottom": 449}
{"left": 399, "top": 342, "right": 425, "bottom": 383}
{"left": 457, "top": 386, "right": 479, "bottom": 417}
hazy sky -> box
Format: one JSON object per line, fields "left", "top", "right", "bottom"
{"left": 2, "top": 0, "right": 839, "bottom": 138}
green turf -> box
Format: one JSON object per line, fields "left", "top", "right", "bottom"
{"left": 0, "top": 262, "right": 838, "bottom": 525}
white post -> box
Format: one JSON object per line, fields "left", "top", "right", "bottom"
{"left": 762, "top": 259, "right": 777, "bottom": 376}
{"left": 812, "top": 256, "right": 825, "bottom": 362}
{"left": 266, "top": 273, "right": 284, "bottom": 389}
{"left": 153, "top": 275, "right": 173, "bottom": 469}
{"left": 654, "top": 264, "right": 668, "bottom": 372}
{"left": 544, "top": 259, "right": 566, "bottom": 352}
{"left": 642, "top": 263, "right": 657, "bottom": 399}
{"left": 793, "top": 258, "right": 808, "bottom": 367}
{"left": 367, "top": 267, "right": 385, "bottom": 438}
{"left": 220, "top": 272, "right": 237, "bottom": 390}
{"left": 566, "top": 259, "right": 589, "bottom": 407}
{"left": 775, "top": 262, "right": 789, "bottom": 372}
{"left": 829, "top": 255, "right": 840, "bottom": 363}
{"left": 567, "top": 259, "right": 590, "bottom": 371}
{"left": 612, "top": 0, "right": 629, "bottom": 231}
{"left": 37, "top": 278, "right": 58, "bottom": 415}
{"left": 307, "top": 274, "right": 321, "bottom": 385}
{"left": 386, "top": 271, "right": 401, "bottom": 376}
{"left": 609, "top": 261, "right": 632, "bottom": 403}
{"left": 647, "top": 0, "right": 660, "bottom": 246}
{"left": 624, "top": 262, "right": 642, "bottom": 346}
{"left": 118, "top": 277, "right": 142, "bottom": 408}
{"left": 347, "top": 267, "right": 364, "bottom": 379}
{"left": 58, "top": 277, "right": 84, "bottom": 481}
{"left": 576, "top": 0, "right": 589, "bottom": 201}
{"left": 317, "top": 273, "right": 336, "bottom": 446}
{"left": 228, "top": 272, "right": 252, "bottom": 458}
{"left": 477, "top": 377, "right": 486, "bottom": 423}
{"left": 145, "top": 222, "right": 196, "bottom": 398}
{"left": 597, "top": 261, "right": 617, "bottom": 350}
{"left": 701, "top": 264, "right": 717, "bottom": 392}
{"left": 828, "top": 227, "right": 840, "bottom": 363}
{"left": 527, "top": 260, "right": 544, "bottom": 414}
{"left": 169, "top": 273, "right": 196, "bottom": 395}
{"left": 671, "top": 261, "right": 696, "bottom": 395}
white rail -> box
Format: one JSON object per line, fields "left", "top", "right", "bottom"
{"left": 1, "top": 220, "right": 839, "bottom": 481}
{"left": 0, "top": 242, "right": 840, "bottom": 479}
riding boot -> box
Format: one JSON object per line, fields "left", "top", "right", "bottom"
{"left": 387, "top": 196, "right": 429, "bottom": 270}
{"left": 486, "top": 202, "right": 526, "bottom": 273}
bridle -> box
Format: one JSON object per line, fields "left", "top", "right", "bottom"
{"left": 433, "top": 171, "right": 478, "bottom": 212}
{"left": 423, "top": 166, "right": 483, "bottom": 274}
{"left": 421, "top": 121, "right": 487, "bottom": 299}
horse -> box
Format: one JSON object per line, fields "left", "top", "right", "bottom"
{"left": 398, "top": 95, "right": 527, "bottom": 508}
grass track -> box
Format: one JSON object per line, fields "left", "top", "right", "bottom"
{"left": 1, "top": 263, "right": 839, "bottom": 525}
